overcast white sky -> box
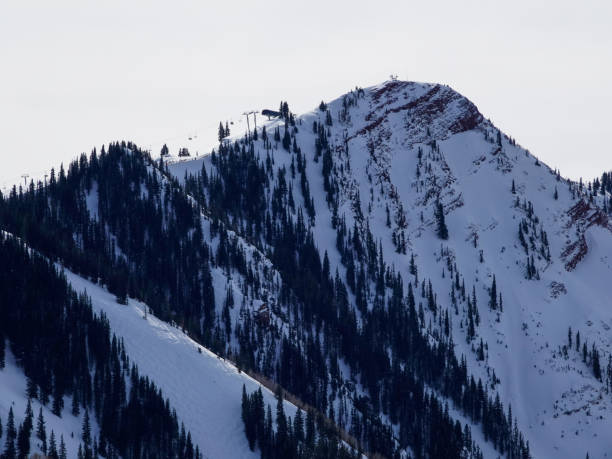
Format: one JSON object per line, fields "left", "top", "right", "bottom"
{"left": 1, "top": 0, "right": 610, "bottom": 189}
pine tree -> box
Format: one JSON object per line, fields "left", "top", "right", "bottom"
{"left": 36, "top": 407, "right": 47, "bottom": 455}
{"left": 218, "top": 122, "right": 225, "bottom": 142}
{"left": 592, "top": 344, "right": 601, "bottom": 380}
{"left": 17, "top": 400, "right": 33, "bottom": 458}
{"left": 51, "top": 380, "right": 64, "bottom": 416}
{"left": 477, "top": 339, "right": 485, "bottom": 361}
{"left": 4, "top": 407, "right": 16, "bottom": 459}
{"left": 511, "top": 179, "right": 516, "bottom": 194}
{"left": 241, "top": 385, "right": 254, "bottom": 450}
{"left": 82, "top": 410, "right": 91, "bottom": 449}
{"left": 59, "top": 435, "right": 67, "bottom": 459}
{"left": 24, "top": 399, "right": 33, "bottom": 433}
{"left": 72, "top": 388, "right": 80, "bottom": 416}
{"left": 26, "top": 378, "right": 37, "bottom": 399}
{"left": 49, "top": 431, "right": 58, "bottom": 459}
{"left": 305, "top": 408, "right": 315, "bottom": 447}
{"left": 275, "top": 387, "right": 287, "bottom": 447}
{"left": 293, "top": 408, "right": 304, "bottom": 443}
{"left": 282, "top": 127, "right": 291, "bottom": 151}
{"left": 0, "top": 333, "right": 5, "bottom": 369}
{"left": 489, "top": 276, "right": 497, "bottom": 310}
{"left": 17, "top": 423, "right": 29, "bottom": 458}
{"left": 435, "top": 200, "right": 449, "bottom": 240}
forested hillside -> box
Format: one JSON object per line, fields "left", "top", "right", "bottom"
{"left": 0, "top": 233, "right": 200, "bottom": 458}
{"left": 2, "top": 80, "right": 611, "bottom": 458}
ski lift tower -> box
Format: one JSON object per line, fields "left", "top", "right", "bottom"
{"left": 242, "top": 111, "right": 259, "bottom": 137}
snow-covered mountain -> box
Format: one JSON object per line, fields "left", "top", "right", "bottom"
{"left": 163, "top": 80, "right": 612, "bottom": 458}
{"left": 2, "top": 79, "right": 611, "bottom": 458}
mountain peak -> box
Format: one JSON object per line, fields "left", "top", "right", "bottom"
{"left": 348, "top": 80, "right": 485, "bottom": 145}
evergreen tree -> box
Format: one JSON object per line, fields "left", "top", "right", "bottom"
{"left": 59, "top": 435, "right": 67, "bottom": 459}
{"left": 218, "top": 122, "right": 225, "bottom": 142}
{"left": 592, "top": 345, "right": 601, "bottom": 380}
{"left": 4, "top": 407, "right": 16, "bottom": 459}
{"left": 17, "top": 399, "right": 33, "bottom": 458}
{"left": 49, "top": 431, "right": 58, "bottom": 459}
{"left": 489, "top": 276, "right": 497, "bottom": 310}
{"left": 71, "top": 388, "right": 80, "bottom": 417}
{"left": 435, "top": 200, "right": 448, "bottom": 240}
{"left": 282, "top": 127, "right": 291, "bottom": 151}
{"left": 241, "top": 384, "right": 256, "bottom": 450}
{"left": 82, "top": 410, "right": 91, "bottom": 449}
{"left": 0, "top": 333, "right": 4, "bottom": 369}
{"left": 36, "top": 407, "right": 47, "bottom": 455}
{"left": 275, "top": 387, "right": 287, "bottom": 444}
{"left": 293, "top": 408, "right": 304, "bottom": 443}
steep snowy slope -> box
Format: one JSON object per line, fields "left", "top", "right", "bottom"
{"left": 162, "top": 80, "right": 612, "bottom": 458}
{"left": 0, "top": 232, "right": 299, "bottom": 459}
{"left": 316, "top": 81, "right": 612, "bottom": 459}
{"left": 64, "top": 269, "right": 298, "bottom": 459}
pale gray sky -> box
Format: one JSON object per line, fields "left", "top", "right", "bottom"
{"left": 1, "top": 0, "right": 610, "bottom": 188}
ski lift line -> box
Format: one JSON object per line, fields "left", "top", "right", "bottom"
{"left": 3, "top": 109, "right": 275, "bottom": 190}
{"left": 144, "top": 113, "right": 254, "bottom": 155}
{"left": 142, "top": 107, "right": 281, "bottom": 156}
{"left": 1, "top": 166, "right": 51, "bottom": 191}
